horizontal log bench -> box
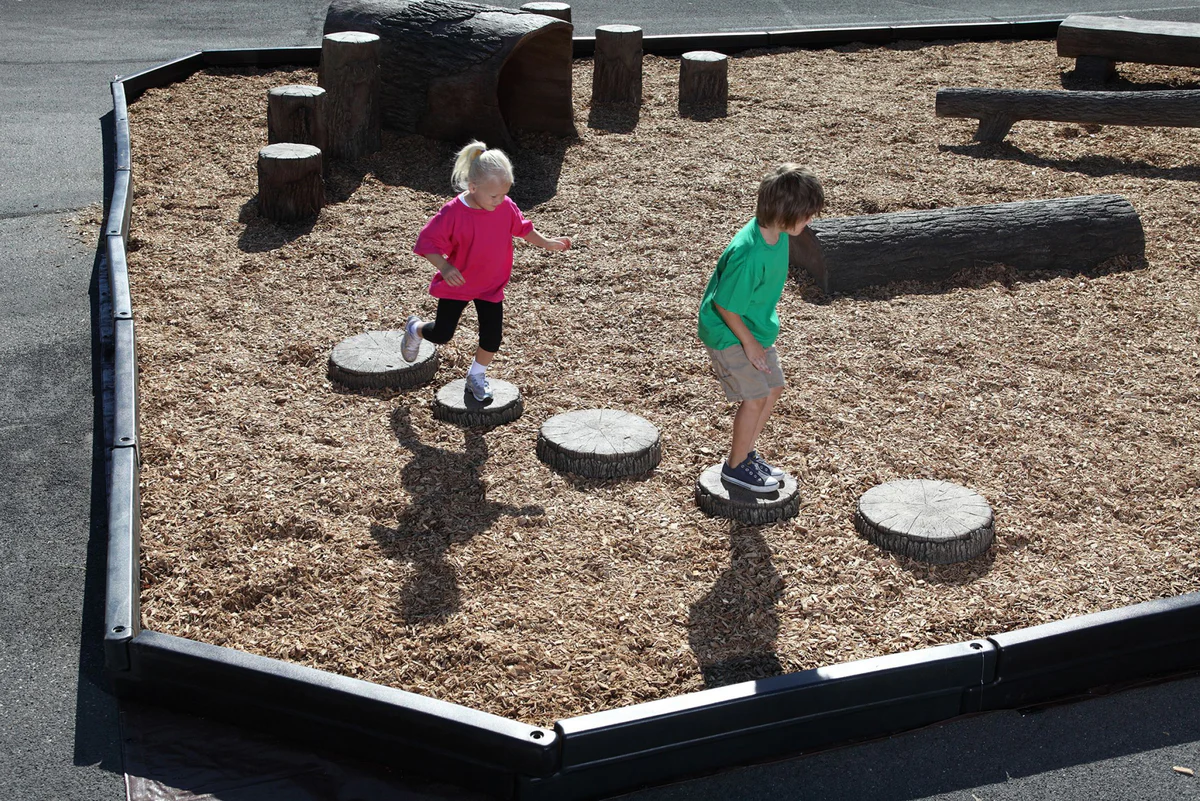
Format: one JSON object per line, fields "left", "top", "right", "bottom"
{"left": 1057, "top": 14, "right": 1200, "bottom": 81}
{"left": 789, "top": 194, "right": 1144, "bottom": 295}
{"left": 935, "top": 86, "right": 1200, "bottom": 143}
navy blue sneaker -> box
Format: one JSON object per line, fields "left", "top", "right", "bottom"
{"left": 721, "top": 456, "right": 779, "bottom": 493}
{"left": 749, "top": 449, "right": 785, "bottom": 479}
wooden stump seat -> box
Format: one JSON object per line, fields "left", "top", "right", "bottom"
{"left": 854, "top": 479, "right": 994, "bottom": 564}
{"left": 328, "top": 330, "right": 439, "bottom": 389}
{"left": 267, "top": 84, "right": 328, "bottom": 153}
{"left": 695, "top": 463, "right": 800, "bottom": 524}
{"left": 936, "top": 86, "right": 1200, "bottom": 143}
{"left": 1057, "top": 14, "right": 1200, "bottom": 81}
{"left": 790, "top": 194, "right": 1145, "bottom": 295}
{"left": 319, "top": 31, "right": 382, "bottom": 162}
{"left": 679, "top": 50, "right": 728, "bottom": 117}
{"left": 433, "top": 378, "right": 523, "bottom": 427}
{"left": 536, "top": 409, "right": 661, "bottom": 478}
{"left": 256, "top": 143, "right": 324, "bottom": 222}
{"left": 324, "top": 0, "right": 574, "bottom": 147}
{"left": 592, "top": 24, "right": 643, "bottom": 105}
{"left": 520, "top": 2, "right": 571, "bottom": 22}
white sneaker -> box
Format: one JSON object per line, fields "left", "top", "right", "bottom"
{"left": 465, "top": 372, "right": 493, "bottom": 401}
{"left": 401, "top": 315, "right": 422, "bottom": 362}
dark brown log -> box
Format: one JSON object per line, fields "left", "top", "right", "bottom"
{"left": 695, "top": 463, "right": 800, "bottom": 524}
{"left": 324, "top": 0, "right": 574, "bottom": 147}
{"left": 432, "top": 378, "right": 523, "bottom": 428}
{"left": 854, "top": 480, "right": 994, "bottom": 565}
{"left": 520, "top": 1, "right": 571, "bottom": 22}
{"left": 678, "top": 50, "right": 728, "bottom": 117}
{"left": 267, "top": 85, "right": 328, "bottom": 157}
{"left": 256, "top": 143, "right": 324, "bottom": 222}
{"left": 790, "top": 194, "right": 1144, "bottom": 295}
{"left": 328, "top": 330, "right": 439, "bottom": 389}
{"left": 592, "top": 24, "right": 643, "bottom": 105}
{"left": 536, "top": 409, "right": 661, "bottom": 478}
{"left": 936, "top": 86, "right": 1200, "bottom": 143}
{"left": 1057, "top": 14, "right": 1200, "bottom": 80}
{"left": 319, "top": 31, "right": 382, "bottom": 162}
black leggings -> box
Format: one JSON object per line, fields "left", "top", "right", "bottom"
{"left": 420, "top": 298, "right": 504, "bottom": 353}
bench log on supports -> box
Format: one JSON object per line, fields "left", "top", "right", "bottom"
{"left": 679, "top": 50, "right": 728, "bottom": 117}
{"left": 790, "top": 194, "right": 1144, "bottom": 295}
{"left": 936, "top": 87, "right": 1200, "bottom": 143}
{"left": 257, "top": 143, "right": 325, "bottom": 223}
{"left": 592, "top": 24, "right": 643, "bottom": 105}
{"left": 325, "top": 0, "right": 574, "bottom": 148}
{"left": 1057, "top": 14, "right": 1200, "bottom": 81}
{"left": 267, "top": 85, "right": 328, "bottom": 154}
{"left": 319, "top": 31, "right": 382, "bottom": 161}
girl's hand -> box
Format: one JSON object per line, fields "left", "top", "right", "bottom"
{"left": 439, "top": 264, "right": 465, "bottom": 287}
{"left": 548, "top": 236, "right": 571, "bottom": 252}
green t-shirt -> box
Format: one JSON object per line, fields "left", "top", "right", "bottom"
{"left": 696, "top": 218, "right": 790, "bottom": 350}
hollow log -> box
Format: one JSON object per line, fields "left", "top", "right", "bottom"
{"left": 789, "top": 194, "right": 1144, "bottom": 295}
{"left": 678, "top": 50, "right": 728, "bottom": 116}
{"left": 324, "top": 0, "right": 574, "bottom": 147}
{"left": 267, "top": 85, "right": 328, "bottom": 155}
{"left": 256, "top": 143, "right": 325, "bottom": 222}
{"left": 319, "top": 31, "right": 382, "bottom": 161}
{"left": 592, "top": 24, "right": 643, "bottom": 105}
{"left": 1057, "top": 14, "right": 1200, "bottom": 80}
{"left": 936, "top": 86, "right": 1200, "bottom": 143}
{"left": 520, "top": 1, "right": 571, "bottom": 22}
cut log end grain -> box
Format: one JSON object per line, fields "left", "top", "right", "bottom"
{"left": 695, "top": 463, "right": 800, "bottom": 524}
{"left": 855, "top": 479, "right": 995, "bottom": 564}
{"left": 433, "top": 378, "right": 523, "bottom": 428}
{"left": 328, "top": 330, "right": 439, "bottom": 389}
{"left": 536, "top": 409, "right": 661, "bottom": 478}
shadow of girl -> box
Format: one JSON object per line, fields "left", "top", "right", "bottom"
{"left": 688, "top": 523, "right": 785, "bottom": 689}
{"left": 369, "top": 407, "right": 543, "bottom": 625}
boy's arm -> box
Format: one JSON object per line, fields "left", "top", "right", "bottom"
{"left": 714, "top": 303, "right": 770, "bottom": 373}
{"left": 523, "top": 228, "right": 571, "bottom": 252}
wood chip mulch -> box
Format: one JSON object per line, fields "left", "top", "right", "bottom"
{"left": 117, "top": 39, "right": 1200, "bottom": 726}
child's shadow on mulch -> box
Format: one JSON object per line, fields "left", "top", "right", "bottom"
{"left": 368, "top": 407, "right": 543, "bottom": 625}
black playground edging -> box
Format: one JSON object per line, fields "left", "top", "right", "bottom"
{"left": 100, "top": 20, "right": 1200, "bottom": 801}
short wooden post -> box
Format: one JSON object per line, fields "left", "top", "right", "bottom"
{"left": 679, "top": 50, "right": 728, "bottom": 116}
{"left": 267, "top": 84, "right": 328, "bottom": 154}
{"left": 257, "top": 143, "right": 324, "bottom": 222}
{"left": 592, "top": 24, "right": 642, "bottom": 105}
{"left": 319, "top": 31, "right": 382, "bottom": 162}
{"left": 520, "top": 1, "right": 571, "bottom": 22}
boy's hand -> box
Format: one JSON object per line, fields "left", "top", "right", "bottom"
{"left": 742, "top": 339, "right": 770, "bottom": 373}
{"left": 439, "top": 264, "right": 465, "bottom": 286}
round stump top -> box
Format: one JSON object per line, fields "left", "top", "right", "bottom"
{"left": 433, "top": 377, "right": 523, "bottom": 428}
{"left": 328, "top": 330, "right": 438, "bottom": 390}
{"left": 695, "top": 462, "right": 800, "bottom": 524}
{"left": 597, "top": 24, "right": 642, "bottom": 34}
{"left": 259, "top": 142, "right": 322, "bottom": 160}
{"left": 269, "top": 84, "right": 326, "bottom": 98}
{"left": 323, "top": 30, "right": 380, "bottom": 45}
{"left": 683, "top": 50, "right": 727, "bottom": 62}
{"left": 855, "top": 479, "right": 994, "bottom": 564}
{"left": 537, "top": 409, "right": 661, "bottom": 478}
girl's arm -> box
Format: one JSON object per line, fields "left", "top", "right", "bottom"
{"left": 524, "top": 228, "right": 571, "bottom": 252}
{"left": 422, "top": 252, "right": 465, "bottom": 287}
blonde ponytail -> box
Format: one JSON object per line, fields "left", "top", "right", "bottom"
{"left": 450, "top": 140, "right": 515, "bottom": 191}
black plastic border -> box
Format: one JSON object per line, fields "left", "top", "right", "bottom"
{"left": 100, "top": 23, "right": 1200, "bottom": 800}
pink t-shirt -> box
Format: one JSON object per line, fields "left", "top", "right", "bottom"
{"left": 412, "top": 195, "right": 534, "bottom": 302}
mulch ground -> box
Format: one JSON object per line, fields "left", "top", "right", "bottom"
{"left": 115, "top": 38, "right": 1200, "bottom": 726}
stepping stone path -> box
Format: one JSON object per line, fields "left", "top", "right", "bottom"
{"left": 695, "top": 463, "right": 800, "bottom": 524}
{"left": 854, "top": 479, "right": 994, "bottom": 564}
{"left": 327, "top": 330, "right": 438, "bottom": 389}
{"left": 537, "top": 409, "right": 661, "bottom": 478}
{"left": 433, "top": 378, "right": 523, "bottom": 427}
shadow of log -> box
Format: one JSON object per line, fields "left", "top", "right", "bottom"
{"left": 688, "top": 523, "right": 784, "bottom": 689}
{"left": 1059, "top": 69, "right": 1200, "bottom": 91}
{"left": 236, "top": 199, "right": 318, "bottom": 253}
{"left": 587, "top": 102, "right": 640, "bottom": 134}
{"left": 938, "top": 142, "right": 1200, "bottom": 181}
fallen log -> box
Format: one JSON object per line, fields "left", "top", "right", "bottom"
{"left": 789, "top": 194, "right": 1144, "bottom": 295}
{"left": 1057, "top": 14, "right": 1200, "bottom": 81}
{"left": 936, "top": 86, "right": 1200, "bottom": 143}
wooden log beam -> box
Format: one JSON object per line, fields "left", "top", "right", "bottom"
{"left": 257, "top": 143, "right": 325, "bottom": 222}
{"left": 592, "top": 24, "right": 643, "bottom": 105}
{"left": 1057, "top": 14, "right": 1200, "bottom": 80}
{"left": 936, "top": 86, "right": 1200, "bottom": 142}
{"left": 319, "top": 31, "right": 382, "bottom": 161}
{"left": 789, "top": 194, "right": 1144, "bottom": 295}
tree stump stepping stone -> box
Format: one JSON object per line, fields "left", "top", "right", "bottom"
{"left": 328, "top": 330, "right": 438, "bottom": 389}
{"left": 537, "top": 409, "right": 661, "bottom": 478}
{"left": 854, "top": 479, "right": 994, "bottom": 564}
{"left": 695, "top": 463, "right": 800, "bottom": 524}
{"left": 433, "top": 378, "right": 523, "bottom": 427}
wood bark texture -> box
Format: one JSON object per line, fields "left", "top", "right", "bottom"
{"left": 695, "top": 464, "right": 800, "bottom": 524}
{"left": 520, "top": 1, "right": 571, "bottom": 22}
{"left": 256, "top": 143, "right": 325, "bottom": 222}
{"left": 678, "top": 51, "right": 728, "bottom": 115}
{"left": 324, "top": 0, "right": 574, "bottom": 147}
{"left": 319, "top": 31, "right": 382, "bottom": 161}
{"left": 592, "top": 24, "right": 643, "bottom": 105}
{"left": 936, "top": 87, "right": 1200, "bottom": 143}
{"left": 854, "top": 479, "right": 994, "bottom": 564}
{"left": 790, "top": 194, "right": 1145, "bottom": 295}
{"left": 328, "top": 331, "right": 440, "bottom": 389}
{"left": 267, "top": 85, "right": 329, "bottom": 155}
{"left": 536, "top": 409, "right": 661, "bottom": 478}
{"left": 1057, "top": 14, "right": 1200, "bottom": 69}
{"left": 433, "top": 378, "right": 523, "bottom": 427}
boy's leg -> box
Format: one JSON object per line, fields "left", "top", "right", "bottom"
{"left": 750, "top": 385, "right": 785, "bottom": 444}
{"left": 730, "top": 396, "right": 769, "bottom": 468}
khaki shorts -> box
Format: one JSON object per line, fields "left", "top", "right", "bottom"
{"left": 706, "top": 344, "right": 785, "bottom": 401}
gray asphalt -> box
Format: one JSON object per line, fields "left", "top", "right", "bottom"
{"left": 2, "top": 2, "right": 1198, "bottom": 800}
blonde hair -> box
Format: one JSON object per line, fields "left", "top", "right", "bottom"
{"left": 451, "top": 140, "right": 515, "bottom": 192}
{"left": 756, "top": 163, "right": 825, "bottom": 229}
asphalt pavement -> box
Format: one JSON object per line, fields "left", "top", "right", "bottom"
{"left": 2, "top": 2, "right": 1198, "bottom": 799}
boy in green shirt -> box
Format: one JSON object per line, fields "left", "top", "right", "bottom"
{"left": 697, "top": 164, "right": 825, "bottom": 492}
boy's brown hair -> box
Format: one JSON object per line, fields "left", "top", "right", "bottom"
{"left": 755, "top": 163, "right": 825, "bottom": 229}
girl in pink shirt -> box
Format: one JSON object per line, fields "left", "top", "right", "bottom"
{"left": 402, "top": 140, "right": 570, "bottom": 401}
